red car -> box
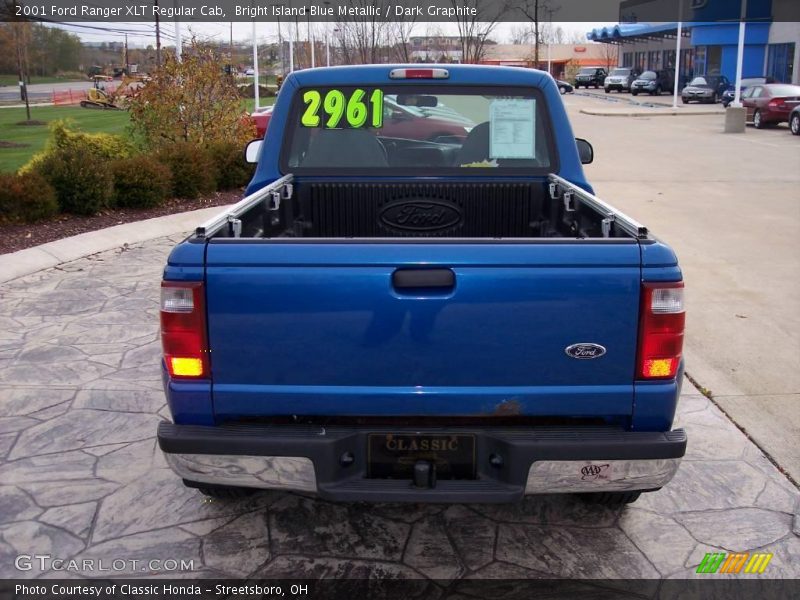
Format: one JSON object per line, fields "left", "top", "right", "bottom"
{"left": 251, "top": 105, "right": 273, "bottom": 138}
{"left": 741, "top": 83, "right": 800, "bottom": 129}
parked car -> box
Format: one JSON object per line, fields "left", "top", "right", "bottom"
{"left": 721, "top": 76, "right": 776, "bottom": 107}
{"left": 158, "top": 65, "right": 687, "bottom": 507}
{"left": 245, "top": 68, "right": 255, "bottom": 76}
{"left": 741, "top": 83, "right": 800, "bottom": 128}
{"left": 574, "top": 67, "right": 606, "bottom": 89}
{"left": 631, "top": 70, "right": 673, "bottom": 96}
{"left": 681, "top": 75, "right": 730, "bottom": 104}
{"left": 789, "top": 105, "right": 800, "bottom": 135}
{"left": 556, "top": 80, "right": 574, "bottom": 95}
{"left": 604, "top": 67, "right": 639, "bottom": 93}
{"left": 251, "top": 105, "right": 273, "bottom": 138}
{"left": 381, "top": 95, "right": 473, "bottom": 142}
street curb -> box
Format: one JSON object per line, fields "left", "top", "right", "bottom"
{"left": 580, "top": 108, "right": 726, "bottom": 117}
{"left": 0, "top": 204, "right": 230, "bottom": 285}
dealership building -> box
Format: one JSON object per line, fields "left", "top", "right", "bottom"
{"left": 587, "top": 0, "right": 798, "bottom": 85}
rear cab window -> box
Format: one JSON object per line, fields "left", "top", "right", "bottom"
{"left": 280, "top": 85, "right": 557, "bottom": 176}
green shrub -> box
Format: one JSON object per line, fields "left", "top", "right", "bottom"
{"left": 39, "top": 152, "right": 114, "bottom": 215}
{"left": 21, "top": 120, "right": 128, "bottom": 216}
{"left": 112, "top": 155, "right": 173, "bottom": 209}
{"left": 157, "top": 142, "right": 216, "bottom": 199}
{"left": 0, "top": 172, "right": 59, "bottom": 224}
{"left": 208, "top": 141, "right": 254, "bottom": 190}
{"left": 20, "top": 120, "right": 135, "bottom": 175}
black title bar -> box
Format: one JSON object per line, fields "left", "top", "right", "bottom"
{"left": 1, "top": 0, "right": 798, "bottom": 23}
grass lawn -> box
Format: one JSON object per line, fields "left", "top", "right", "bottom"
{"left": 0, "top": 105, "right": 131, "bottom": 173}
{"left": 0, "top": 96, "right": 275, "bottom": 172}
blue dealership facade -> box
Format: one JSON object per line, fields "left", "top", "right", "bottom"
{"left": 587, "top": 0, "right": 798, "bottom": 86}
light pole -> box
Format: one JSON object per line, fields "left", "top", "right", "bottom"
{"left": 324, "top": 0, "right": 331, "bottom": 66}
{"left": 725, "top": 0, "right": 748, "bottom": 133}
{"left": 307, "top": 14, "right": 315, "bottom": 68}
{"left": 253, "top": 19, "right": 259, "bottom": 109}
{"left": 174, "top": 0, "right": 182, "bottom": 61}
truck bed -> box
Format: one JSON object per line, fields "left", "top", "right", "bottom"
{"left": 203, "top": 175, "right": 647, "bottom": 241}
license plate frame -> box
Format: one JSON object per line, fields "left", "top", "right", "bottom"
{"left": 367, "top": 433, "right": 477, "bottom": 480}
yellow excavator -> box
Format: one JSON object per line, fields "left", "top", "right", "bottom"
{"left": 80, "top": 75, "right": 120, "bottom": 109}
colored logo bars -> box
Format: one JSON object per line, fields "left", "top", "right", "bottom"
{"left": 696, "top": 552, "right": 773, "bottom": 574}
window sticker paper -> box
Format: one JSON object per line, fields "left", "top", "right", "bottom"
{"left": 489, "top": 99, "right": 536, "bottom": 159}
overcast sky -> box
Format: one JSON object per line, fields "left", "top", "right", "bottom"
{"left": 55, "top": 21, "right": 608, "bottom": 48}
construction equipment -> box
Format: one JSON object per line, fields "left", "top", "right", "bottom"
{"left": 80, "top": 76, "right": 121, "bottom": 110}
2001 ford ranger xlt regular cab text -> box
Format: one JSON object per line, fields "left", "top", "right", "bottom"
{"left": 157, "top": 65, "right": 687, "bottom": 505}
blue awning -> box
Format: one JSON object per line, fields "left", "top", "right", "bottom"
{"left": 586, "top": 23, "right": 680, "bottom": 42}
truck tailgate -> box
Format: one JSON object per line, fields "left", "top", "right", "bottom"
{"left": 205, "top": 242, "right": 641, "bottom": 421}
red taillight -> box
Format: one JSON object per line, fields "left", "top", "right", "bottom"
{"left": 636, "top": 282, "right": 685, "bottom": 379}
{"left": 160, "top": 282, "right": 209, "bottom": 379}
{"left": 389, "top": 68, "right": 449, "bottom": 80}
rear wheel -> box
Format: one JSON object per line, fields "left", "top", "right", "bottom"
{"left": 655, "top": 86, "right": 662, "bottom": 95}
{"left": 710, "top": 93, "right": 718, "bottom": 104}
{"left": 578, "top": 491, "right": 642, "bottom": 506}
{"left": 753, "top": 109, "right": 764, "bottom": 129}
{"left": 183, "top": 480, "right": 257, "bottom": 500}
{"left": 791, "top": 113, "right": 800, "bottom": 135}
{"left": 559, "top": 86, "right": 567, "bottom": 95}
{"left": 682, "top": 97, "right": 688, "bottom": 104}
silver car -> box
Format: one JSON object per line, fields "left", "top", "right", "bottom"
{"left": 604, "top": 68, "right": 637, "bottom": 93}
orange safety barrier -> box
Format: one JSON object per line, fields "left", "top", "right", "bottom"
{"left": 52, "top": 85, "right": 119, "bottom": 106}
{"left": 52, "top": 89, "right": 81, "bottom": 105}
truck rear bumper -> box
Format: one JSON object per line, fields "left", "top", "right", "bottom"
{"left": 157, "top": 423, "right": 686, "bottom": 503}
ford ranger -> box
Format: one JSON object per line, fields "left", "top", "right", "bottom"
{"left": 157, "top": 65, "right": 687, "bottom": 505}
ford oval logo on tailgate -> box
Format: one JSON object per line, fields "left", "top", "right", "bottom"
{"left": 380, "top": 199, "right": 462, "bottom": 232}
{"left": 565, "top": 343, "right": 607, "bottom": 359}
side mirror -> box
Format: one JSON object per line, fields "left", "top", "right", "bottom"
{"left": 245, "top": 139, "right": 263, "bottom": 164}
{"left": 576, "top": 138, "right": 594, "bottom": 165}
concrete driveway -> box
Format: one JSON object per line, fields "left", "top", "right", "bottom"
{"left": 0, "top": 96, "right": 798, "bottom": 581}
{"left": 0, "top": 244, "right": 797, "bottom": 580}
{"left": 563, "top": 93, "right": 800, "bottom": 484}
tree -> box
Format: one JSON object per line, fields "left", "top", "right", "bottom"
{"left": 600, "top": 43, "right": 619, "bottom": 72}
{"left": 450, "top": 0, "right": 509, "bottom": 64}
{"left": 129, "top": 39, "right": 253, "bottom": 149}
{"left": 518, "top": 0, "right": 558, "bottom": 67}
{"left": 388, "top": 18, "right": 417, "bottom": 62}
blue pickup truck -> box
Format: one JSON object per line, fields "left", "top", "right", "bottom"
{"left": 157, "top": 65, "right": 687, "bottom": 505}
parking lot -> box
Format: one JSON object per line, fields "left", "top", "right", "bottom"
{"left": 0, "top": 93, "right": 798, "bottom": 582}
{"left": 563, "top": 92, "right": 800, "bottom": 484}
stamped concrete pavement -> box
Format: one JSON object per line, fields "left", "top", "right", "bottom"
{"left": 0, "top": 237, "right": 798, "bottom": 582}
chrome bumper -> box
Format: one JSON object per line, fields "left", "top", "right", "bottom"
{"left": 164, "top": 453, "right": 680, "bottom": 495}
{"left": 159, "top": 422, "right": 686, "bottom": 502}
{"left": 165, "top": 453, "right": 317, "bottom": 492}
{"left": 525, "top": 458, "right": 681, "bottom": 494}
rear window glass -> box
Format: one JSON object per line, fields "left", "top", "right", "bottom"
{"left": 768, "top": 85, "right": 800, "bottom": 96}
{"left": 281, "top": 85, "right": 555, "bottom": 175}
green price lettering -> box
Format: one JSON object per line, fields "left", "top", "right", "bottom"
{"left": 346, "top": 89, "right": 368, "bottom": 128}
{"left": 370, "top": 89, "right": 383, "bottom": 128}
{"left": 323, "top": 89, "right": 346, "bottom": 128}
{"left": 301, "top": 90, "right": 321, "bottom": 127}
{"left": 301, "top": 88, "right": 384, "bottom": 128}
